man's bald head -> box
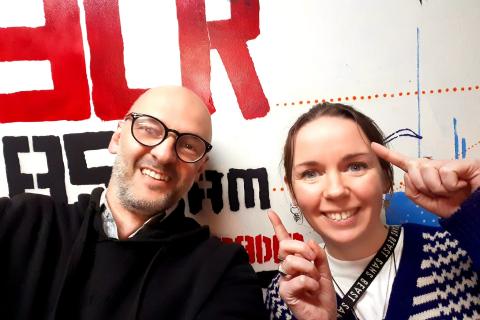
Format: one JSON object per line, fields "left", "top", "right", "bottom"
{"left": 129, "top": 86, "right": 212, "bottom": 142}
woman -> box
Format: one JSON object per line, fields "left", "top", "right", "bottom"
{"left": 265, "top": 103, "right": 480, "bottom": 320}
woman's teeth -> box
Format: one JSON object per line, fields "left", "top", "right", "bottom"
{"left": 324, "top": 210, "right": 355, "bottom": 221}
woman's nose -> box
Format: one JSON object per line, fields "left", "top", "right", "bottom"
{"left": 323, "top": 172, "right": 349, "bottom": 199}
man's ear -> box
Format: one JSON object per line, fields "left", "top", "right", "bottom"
{"left": 108, "top": 122, "right": 124, "bottom": 155}
{"left": 195, "top": 156, "right": 209, "bottom": 181}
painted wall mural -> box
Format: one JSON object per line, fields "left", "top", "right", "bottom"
{"left": 1, "top": 0, "right": 479, "bottom": 273}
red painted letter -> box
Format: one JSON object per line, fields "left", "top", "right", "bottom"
{"left": 177, "top": 0, "right": 269, "bottom": 119}
{"left": 0, "top": 0, "right": 90, "bottom": 122}
{"left": 83, "top": 0, "right": 145, "bottom": 120}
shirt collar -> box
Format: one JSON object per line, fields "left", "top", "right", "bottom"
{"left": 99, "top": 189, "right": 173, "bottom": 239}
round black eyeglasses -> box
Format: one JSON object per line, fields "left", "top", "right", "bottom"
{"left": 125, "top": 112, "right": 212, "bottom": 163}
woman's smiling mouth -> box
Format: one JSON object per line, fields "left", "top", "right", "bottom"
{"left": 322, "top": 208, "right": 357, "bottom": 221}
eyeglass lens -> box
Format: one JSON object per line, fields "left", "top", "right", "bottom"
{"left": 132, "top": 115, "right": 207, "bottom": 162}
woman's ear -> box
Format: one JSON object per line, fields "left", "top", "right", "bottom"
{"left": 283, "top": 175, "right": 297, "bottom": 204}
{"left": 382, "top": 172, "right": 392, "bottom": 195}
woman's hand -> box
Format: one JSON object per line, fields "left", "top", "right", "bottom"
{"left": 372, "top": 142, "right": 480, "bottom": 218}
{"left": 268, "top": 210, "right": 337, "bottom": 320}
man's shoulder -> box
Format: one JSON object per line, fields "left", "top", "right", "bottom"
{"left": 196, "top": 236, "right": 251, "bottom": 266}
{"left": 0, "top": 192, "right": 58, "bottom": 213}
{"left": 0, "top": 189, "right": 100, "bottom": 227}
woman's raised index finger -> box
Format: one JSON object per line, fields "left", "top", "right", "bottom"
{"left": 371, "top": 142, "right": 410, "bottom": 172}
{"left": 267, "top": 210, "right": 291, "bottom": 241}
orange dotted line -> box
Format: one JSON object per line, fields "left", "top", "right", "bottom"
{"left": 452, "top": 139, "right": 480, "bottom": 160}
{"left": 272, "top": 185, "right": 406, "bottom": 192}
{"left": 275, "top": 85, "right": 480, "bottom": 107}
{"left": 467, "top": 140, "right": 480, "bottom": 152}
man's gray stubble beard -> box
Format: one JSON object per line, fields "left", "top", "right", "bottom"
{"left": 110, "top": 156, "right": 177, "bottom": 216}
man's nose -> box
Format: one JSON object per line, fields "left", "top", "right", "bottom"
{"left": 150, "top": 134, "right": 177, "bottom": 163}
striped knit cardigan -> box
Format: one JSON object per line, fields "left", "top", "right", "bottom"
{"left": 265, "top": 189, "right": 480, "bottom": 320}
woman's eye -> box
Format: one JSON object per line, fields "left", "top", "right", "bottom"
{"left": 348, "top": 162, "right": 368, "bottom": 172}
{"left": 301, "top": 170, "right": 319, "bottom": 180}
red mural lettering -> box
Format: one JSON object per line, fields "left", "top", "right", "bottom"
{"left": 177, "top": 0, "right": 269, "bottom": 119}
{"left": 234, "top": 235, "right": 255, "bottom": 264}
{"left": 222, "top": 233, "right": 305, "bottom": 264}
{"left": 83, "top": 0, "right": 145, "bottom": 120}
{"left": 0, "top": 1, "right": 269, "bottom": 122}
{"left": 0, "top": 0, "right": 90, "bottom": 122}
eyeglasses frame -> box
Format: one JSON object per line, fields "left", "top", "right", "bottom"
{"left": 125, "top": 112, "right": 212, "bottom": 163}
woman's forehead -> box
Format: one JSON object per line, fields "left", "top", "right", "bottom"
{"left": 297, "top": 117, "right": 369, "bottom": 144}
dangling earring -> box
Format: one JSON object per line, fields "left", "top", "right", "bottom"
{"left": 290, "top": 204, "right": 303, "bottom": 224}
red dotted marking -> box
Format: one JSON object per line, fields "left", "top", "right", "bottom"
{"left": 450, "top": 139, "right": 480, "bottom": 160}
{"left": 463, "top": 140, "right": 480, "bottom": 156}
{"left": 272, "top": 187, "right": 285, "bottom": 192}
{"left": 276, "top": 85, "right": 479, "bottom": 107}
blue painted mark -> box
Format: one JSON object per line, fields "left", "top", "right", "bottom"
{"left": 385, "top": 192, "right": 439, "bottom": 227}
{"left": 453, "top": 117, "right": 467, "bottom": 159}
{"left": 454, "top": 118, "right": 459, "bottom": 159}
{"left": 416, "top": 27, "right": 421, "bottom": 158}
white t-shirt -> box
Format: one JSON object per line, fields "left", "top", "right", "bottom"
{"left": 325, "top": 228, "right": 404, "bottom": 320}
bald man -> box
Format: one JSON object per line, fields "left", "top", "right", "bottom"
{"left": 0, "top": 86, "right": 267, "bottom": 319}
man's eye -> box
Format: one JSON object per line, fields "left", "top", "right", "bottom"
{"left": 138, "top": 125, "right": 160, "bottom": 135}
{"left": 179, "top": 143, "right": 197, "bottom": 153}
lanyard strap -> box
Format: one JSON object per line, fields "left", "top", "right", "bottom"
{"left": 336, "top": 226, "right": 401, "bottom": 319}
